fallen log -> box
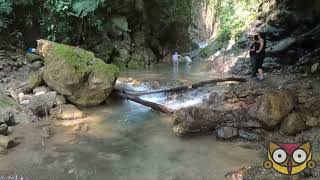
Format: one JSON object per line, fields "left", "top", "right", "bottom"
{"left": 267, "top": 24, "right": 320, "bottom": 56}
{"left": 114, "top": 90, "right": 175, "bottom": 114}
{"left": 120, "top": 77, "right": 246, "bottom": 96}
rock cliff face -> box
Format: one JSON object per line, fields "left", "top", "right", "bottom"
{"left": 89, "top": 0, "right": 215, "bottom": 69}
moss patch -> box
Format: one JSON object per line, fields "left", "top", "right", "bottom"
{"left": 28, "top": 72, "right": 43, "bottom": 89}
{"left": 50, "top": 42, "right": 119, "bottom": 78}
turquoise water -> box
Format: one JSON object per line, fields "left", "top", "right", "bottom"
{"left": 0, "top": 62, "right": 262, "bottom": 180}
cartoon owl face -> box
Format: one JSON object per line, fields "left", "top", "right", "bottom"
{"left": 263, "top": 142, "right": 316, "bottom": 175}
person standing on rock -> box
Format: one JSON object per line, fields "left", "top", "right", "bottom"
{"left": 249, "top": 35, "right": 260, "bottom": 78}
{"left": 255, "top": 32, "right": 266, "bottom": 81}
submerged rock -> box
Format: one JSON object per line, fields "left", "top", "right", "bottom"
{"left": 50, "top": 104, "right": 85, "bottom": 120}
{"left": 249, "top": 90, "right": 295, "bottom": 129}
{"left": 215, "top": 126, "right": 238, "bottom": 140}
{"left": 37, "top": 40, "right": 119, "bottom": 106}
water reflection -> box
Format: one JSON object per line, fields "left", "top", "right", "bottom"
{"left": 173, "top": 63, "right": 179, "bottom": 80}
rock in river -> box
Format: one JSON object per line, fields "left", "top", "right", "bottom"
{"left": 37, "top": 40, "right": 119, "bottom": 106}
{"left": 50, "top": 104, "right": 85, "bottom": 120}
{"left": 215, "top": 126, "right": 238, "bottom": 140}
{"left": 172, "top": 107, "right": 225, "bottom": 136}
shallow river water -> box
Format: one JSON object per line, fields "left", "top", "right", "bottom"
{"left": 0, "top": 62, "right": 262, "bottom": 180}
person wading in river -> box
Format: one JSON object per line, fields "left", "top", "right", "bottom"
{"left": 255, "top": 32, "right": 266, "bottom": 81}
{"left": 172, "top": 51, "right": 182, "bottom": 65}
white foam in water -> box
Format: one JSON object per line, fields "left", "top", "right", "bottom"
{"left": 198, "top": 42, "right": 208, "bottom": 49}
{"left": 116, "top": 80, "right": 210, "bottom": 110}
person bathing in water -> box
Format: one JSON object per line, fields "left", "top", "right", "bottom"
{"left": 249, "top": 32, "right": 266, "bottom": 81}
{"left": 172, "top": 52, "right": 182, "bottom": 65}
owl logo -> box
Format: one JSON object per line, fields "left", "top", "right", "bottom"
{"left": 263, "top": 142, "right": 316, "bottom": 175}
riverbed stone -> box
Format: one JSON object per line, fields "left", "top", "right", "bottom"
{"left": 55, "top": 94, "right": 67, "bottom": 105}
{"left": 243, "top": 166, "right": 287, "bottom": 180}
{"left": 37, "top": 40, "right": 119, "bottom": 106}
{"left": 0, "top": 135, "right": 17, "bottom": 149}
{"left": 238, "top": 129, "right": 263, "bottom": 141}
{"left": 280, "top": 112, "right": 308, "bottom": 135}
{"left": 249, "top": 90, "right": 295, "bottom": 129}
{"left": 215, "top": 126, "right": 238, "bottom": 140}
{"left": 28, "top": 91, "right": 57, "bottom": 116}
{"left": 50, "top": 104, "right": 85, "bottom": 120}
{"left": 0, "top": 124, "right": 8, "bottom": 135}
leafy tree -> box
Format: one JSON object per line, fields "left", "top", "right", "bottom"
{"left": 40, "top": 0, "right": 105, "bottom": 43}
{"left": 0, "top": 0, "right": 12, "bottom": 32}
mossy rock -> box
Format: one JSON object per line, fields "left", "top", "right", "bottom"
{"left": 127, "top": 47, "right": 156, "bottom": 69}
{"left": 26, "top": 53, "right": 42, "bottom": 63}
{"left": 28, "top": 72, "right": 43, "bottom": 90}
{"left": 37, "top": 40, "right": 119, "bottom": 106}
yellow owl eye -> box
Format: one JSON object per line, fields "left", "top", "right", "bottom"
{"left": 293, "top": 149, "right": 307, "bottom": 164}
{"left": 273, "top": 149, "right": 287, "bottom": 163}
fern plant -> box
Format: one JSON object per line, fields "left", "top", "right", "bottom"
{"left": 70, "top": 0, "right": 105, "bottom": 17}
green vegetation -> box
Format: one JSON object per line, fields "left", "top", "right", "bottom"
{"left": 28, "top": 72, "right": 43, "bottom": 89}
{"left": 0, "top": 0, "right": 12, "bottom": 32}
{"left": 161, "top": 0, "right": 193, "bottom": 23}
{"left": 215, "top": 0, "right": 262, "bottom": 40}
{"left": 200, "top": 0, "right": 263, "bottom": 57}
{"left": 1, "top": 0, "right": 105, "bottom": 44}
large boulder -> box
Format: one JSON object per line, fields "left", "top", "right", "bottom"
{"left": 37, "top": 40, "right": 119, "bottom": 106}
{"left": 249, "top": 90, "right": 295, "bottom": 129}
{"left": 172, "top": 107, "right": 225, "bottom": 136}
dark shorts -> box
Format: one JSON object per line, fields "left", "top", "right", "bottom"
{"left": 251, "top": 55, "right": 265, "bottom": 76}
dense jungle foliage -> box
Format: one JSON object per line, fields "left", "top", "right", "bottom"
{"left": 0, "top": 0, "right": 105, "bottom": 44}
